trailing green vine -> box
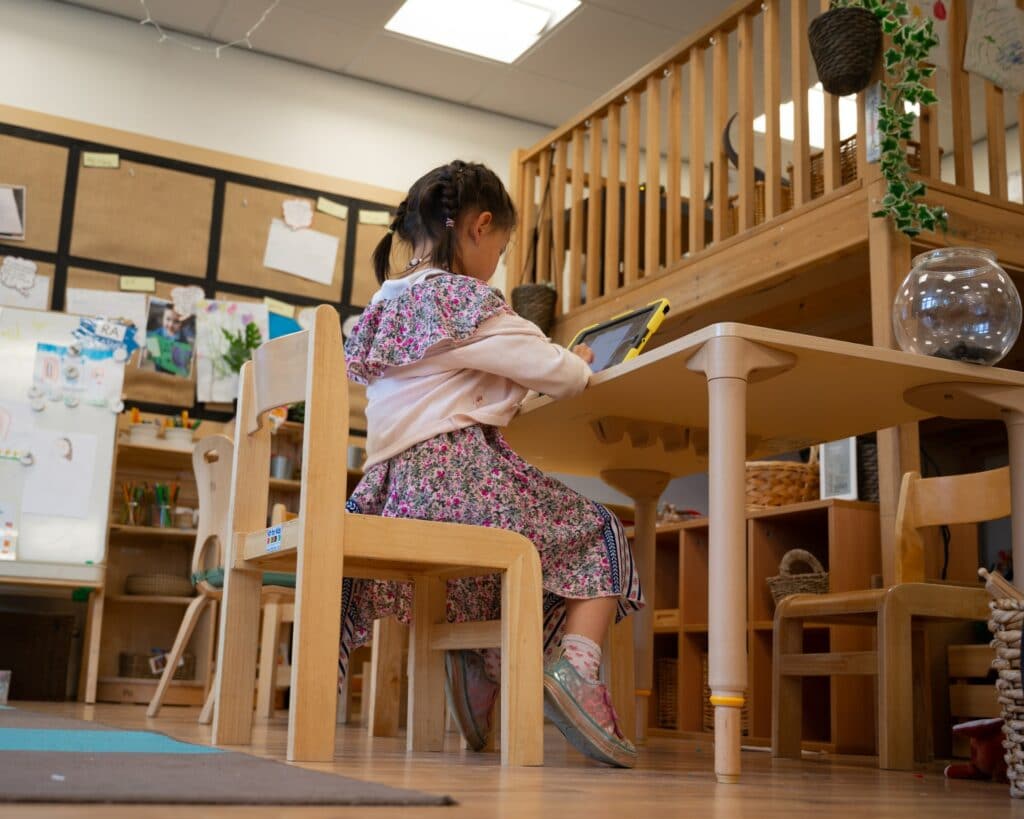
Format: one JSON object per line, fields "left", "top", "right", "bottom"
{"left": 833, "top": 0, "right": 948, "bottom": 237}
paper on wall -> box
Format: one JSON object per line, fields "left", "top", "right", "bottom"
{"left": 0, "top": 498, "right": 18, "bottom": 560}
{"left": 282, "top": 199, "right": 314, "bottom": 230}
{"left": 0, "top": 186, "right": 25, "bottom": 240}
{"left": 170, "top": 285, "right": 205, "bottom": 319}
{"left": 21, "top": 430, "right": 98, "bottom": 519}
{"left": 0, "top": 258, "right": 48, "bottom": 310}
{"left": 65, "top": 288, "right": 147, "bottom": 334}
{"left": 263, "top": 219, "right": 338, "bottom": 286}
{"left": 964, "top": 0, "right": 1024, "bottom": 94}
{"left": 195, "top": 299, "right": 270, "bottom": 402}
{"left": 33, "top": 343, "right": 125, "bottom": 409}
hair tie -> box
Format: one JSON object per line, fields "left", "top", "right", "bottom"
{"left": 387, "top": 227, "right": 395, "bottom": 235}
{"left": 444, "top": 217, "right": 455, "bottom": 229}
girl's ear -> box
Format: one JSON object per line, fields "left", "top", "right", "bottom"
{"left": 471, "top": 210, "right": 494, "bottom": 242}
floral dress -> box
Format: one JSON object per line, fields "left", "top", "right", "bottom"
{"left": 338, "top": 273, "right": 644, "bottom": 683}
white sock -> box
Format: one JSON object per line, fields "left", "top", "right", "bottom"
{"left": 561, "top": 633, "right": 602, "bottom": 682}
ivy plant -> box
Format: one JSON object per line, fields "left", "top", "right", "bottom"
{"left": 833, "top": 0, "right": 948, "bottom": 237}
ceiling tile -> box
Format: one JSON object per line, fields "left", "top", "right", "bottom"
{"left": 212, "top": 1, "right": 374, "bottom": 71}
{"left": 62, "top": 0, "right": 227, "bottom": 34}
{"left": 344, "top": 33, "right": 505, "bottom": 104}
{"left": 587, "top": 0, "right": 732, "bottom": 32}
{"left": 280, "top": 0, "right": 405, "bottom": 29}
{"left": 469, "top": 68, "right": 599, "bottom": 127}
{"left": 518, "top": 4, "right": 683, "bottom": 92}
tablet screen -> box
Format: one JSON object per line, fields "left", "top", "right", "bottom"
{"left": 574, "top": 305, "right": 662, "bottom": 372}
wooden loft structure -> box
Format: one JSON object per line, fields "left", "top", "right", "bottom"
{"left": 507, "top": 0, "right": 1024, "bottom": 578}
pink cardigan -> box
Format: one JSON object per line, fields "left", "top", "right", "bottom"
{"left": 363, "top": 312, "right": 591, "bottom": 467}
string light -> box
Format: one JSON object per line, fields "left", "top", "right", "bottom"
{"left": 138, "top": 0, "right": 283, "bottom": 59}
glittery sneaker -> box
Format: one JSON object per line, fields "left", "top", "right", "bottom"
{"left": 543, "top": 655, "right": 637, "bottom": 768}
{"left": 444, "top": 650, "right": 498, "bottom": 752}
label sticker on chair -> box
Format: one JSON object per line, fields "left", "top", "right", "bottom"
{"left": 266, "top": 526, "right": 282, "bottom": 553}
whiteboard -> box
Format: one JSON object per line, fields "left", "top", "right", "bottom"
{"left": 0, "top": 307, "right": 118, "bottom": 585}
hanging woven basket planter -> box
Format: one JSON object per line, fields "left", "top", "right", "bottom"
{"left": 808, "top": 6, "right": 883, "bottom": 97}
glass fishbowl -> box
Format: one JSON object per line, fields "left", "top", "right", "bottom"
{"left": 892, "top": 248, "right": 1022, "bottom": 366}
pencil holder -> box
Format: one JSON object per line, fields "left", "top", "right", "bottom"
{"left": 164, "top": 427, "right": 195, "bottom": 449}
{"left": 122, "top": 501, "right": 141, "bottom": 526}
{"left": 151, "top": 503, "right": 172, "bottom": 529}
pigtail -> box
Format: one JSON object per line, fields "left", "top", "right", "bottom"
{"left": 371, "top": 200, "right": 407, "bottom": 284}
{"left": 432, "top": 161, "right": 465, "bottom": 272}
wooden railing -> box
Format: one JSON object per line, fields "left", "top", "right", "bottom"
{"left": 508, "top": 0, "right": 1023, "bottom": 319}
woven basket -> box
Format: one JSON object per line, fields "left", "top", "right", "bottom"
{"left": 701, "top": 654, "right": 749, "bottom": 735}
{"left": 511, "top": 283, "right": 557, "bottom": 335}
{"left": 987, "top": 598, "right": 1024, "bottom": 797}
{"left": 856, "top": 436, "right": 879, "bottom": 503}
{"left": 767, "top": 549, "right": 829, "bottom": 606}
{"left": 119, "top": 651, "right": 195, "bottom": 681}
{"left": 124, "top": 573, "right": 194, "bottom": 597}
{"left": 656, "top": 657, "right": 678, "bottom": 729}
{"left": 808, "top": 6, "right": 882, "bottom": 97}
{"left": 746, "top": 448, "right": 819, "bottom": 510}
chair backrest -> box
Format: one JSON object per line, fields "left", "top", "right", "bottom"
{"left": 191, "top": 434, "right": 234, "bottom": 582}
{"left": 228, "top": 304, "right": 349, "bottom": 543}
{"left": 894, "top": 466, "right": 1010, "bottom": 584}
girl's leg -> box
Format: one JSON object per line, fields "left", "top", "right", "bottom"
{"left": 564, "top": 597, "right": 617, "bottom": 645}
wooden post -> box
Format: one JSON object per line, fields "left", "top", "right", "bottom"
{"left": 689, "top": 46, "right": 707, "bottom": 253}
{"left": 763, "top": 0, "right": 782, "bottom": 219}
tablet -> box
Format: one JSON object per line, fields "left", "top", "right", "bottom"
{"left": 568, "top": 298, "right": 671, "bottom": 372}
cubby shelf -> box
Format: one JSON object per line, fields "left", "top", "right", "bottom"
{"left": 643, "top": 498, "right": 880, "bottom": 755}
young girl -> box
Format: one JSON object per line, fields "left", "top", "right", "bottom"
{"left": 341, "top": 160, "right": 643, "bottom": 768}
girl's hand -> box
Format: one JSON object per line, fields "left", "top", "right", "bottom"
{"left": 572, "top": 343, "right": 595, "bottom": 364}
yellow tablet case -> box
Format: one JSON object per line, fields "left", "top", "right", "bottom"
{"left": 568, "top": 298, "right": 671, "bottom": 366}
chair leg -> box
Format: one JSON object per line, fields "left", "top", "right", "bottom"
{"left": 368, "top": 617, "right": 406, "bottom": 738}
{"left": 408, "top": 576, "right": 447, "bottom": 753}
{"left": 501, "top": 553, "right": 544, "bottom": 767}
{"left": 199, "top": 677, "right": 217, "bottom": 725}
{"left": 78, "top": 589, "right": 104, "bottom": 705}
{"left": 211, "top": 558, "right": 263, "bottom": 747}
{"left": 148, "top": 595, "right": 209, "bottom": 718}
{"left": 878, "top": 594, "right": 914, "bottom": 770}
{"left": 256, "top": 599, "right": 283, "bottom": 719}
{"left": 772, "top": 608, "right": 804, "bottom": 759}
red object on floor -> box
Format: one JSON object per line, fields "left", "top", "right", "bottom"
{"left": 944, "top": 719, "right": 1008, "bottom": 783}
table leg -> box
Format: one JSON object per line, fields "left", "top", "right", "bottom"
{"left": 601, "top": 470, "right": 670, "bottom": 743}
{"left": 688, "top": 335, "right": 794, "bottom": 783}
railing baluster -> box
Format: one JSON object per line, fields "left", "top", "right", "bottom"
{"left": 645, "top": 73, "right": 662, "bottom": 277}
{"left": 790, "top": 0, "right": 811, "bottom": 206}
{"left": 949, "top": 0, "right": 974, "bottom": 188}
{"left": 985, "top": 82, "right": 1008, "bottom": 200}
{"left": 625, "top": 92, "right": 642, "bottom": 283}
{"left": 689, "top": 46, "right": 707, "bottom": 254}
{"left": 537, "top": 147, "right": 552, "bottom": 285}
{"left": 552, "top": 139, "right": 568, "bottom": 308}
{"left": 820, "top": 0, "right": 841, "bottom": 194}
{"left": 569, "top": 127, "right": 586, "bottom": 307}
{"left": 604, "top": 103, "right": 622, "bottom": 294}
{"left": 586, "top": 115, "right": 604, "bottom": 302}
{"left": 666, "top": 62, "right": 683, "bottom": 263}
{"left": 712, "top": 31, "right": 730, "bottom": 243}
{"left": 764, "top": 0, "right": 782, "bottom": 218}
{"left": 738, "top": 12, "right": 756, "bottom": 229}
{"left": 918, "top": 65, "right": 941, "bottom": 178}
{"left": 519, "top": 157, "right": 537, "bottom": 285}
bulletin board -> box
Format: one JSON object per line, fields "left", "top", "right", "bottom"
{"left": 0, "top": 133, "right": 67, "bottom": 253}
{"left": 218, "top": 183, "right": 347, "bottom": 303}
{"left": 71, "top": 159, "right": 214, "bottom": 278}
{"left": 0, "top": 105, "right": 402, "bottom": 433}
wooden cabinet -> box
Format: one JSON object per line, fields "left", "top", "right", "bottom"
{"left": 646, "top": 499, "right": 880, "bottom": 753}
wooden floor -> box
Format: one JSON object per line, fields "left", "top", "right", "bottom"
{"left": 2, "top": 702, "right": 1020, "bottom": 818}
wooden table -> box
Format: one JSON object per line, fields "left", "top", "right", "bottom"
{"left": 504, "top": 322, "right": 1024, "bottom": 783}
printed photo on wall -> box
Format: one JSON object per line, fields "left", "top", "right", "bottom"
{"left": 142, "top": 297, "right": 196, "bottom": 377}
{"left": 0, "top": 185, "right": 26, "bottom": 241}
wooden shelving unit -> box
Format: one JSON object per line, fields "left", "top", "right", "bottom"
{"left": 645, "top": 499, "right": 880, "bottom": 754}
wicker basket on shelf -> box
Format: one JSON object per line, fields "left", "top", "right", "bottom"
{"left": 987, "top": 598, "right": 1024, "bottom": 797}
{"left": 701, "top": 654, "right": 749, "bottom": 735}
{"left": 124, "top": 573, "right": 194, "bottom": 597}
{"left": 119, "top": 651, "right": 195, "bottom": 680}
{"left": 656, "top": 657, "right": 678, "bottom": 729}
{"left": 767, "top": 549, "right": 829, "bottom": 606}
{"left": 745, "top": 448, "right": 819, "bottom": 510}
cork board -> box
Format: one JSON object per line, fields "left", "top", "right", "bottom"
{"left": 218, "top": 183, "right": 347, "bottom": 302}
{"left": 0, "top": 258, "right": 54, "bottom": 311}
{"left": 66, "top": 267, "right": 190, "bottom": 301}
{"left": 0, "top": 135, "right": 68, "bottom": 253}
{"left": 350, "top": 221, "right": 389, "bottom": 307}
{"left": 71, "top": 159, "right": 213, "bottom": 277}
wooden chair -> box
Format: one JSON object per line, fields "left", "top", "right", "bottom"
{"left": 772, "top": 467, "right": 1004, "bottom": 769}
{"left": 147, "top": 435, "right": 295, "bottom": 720}
{"left": 211, "top": 304, "right": 544, "bottom": 765}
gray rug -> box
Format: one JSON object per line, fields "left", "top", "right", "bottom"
{"left": 0, "top": 706, "right": 453, "bottom": 806}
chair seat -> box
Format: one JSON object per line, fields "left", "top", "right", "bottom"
{"left": 193, "top": 568, "right": 296, "bottom": 589}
